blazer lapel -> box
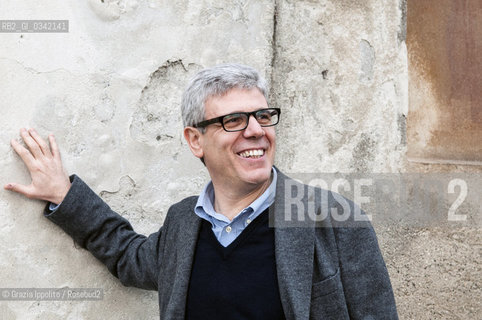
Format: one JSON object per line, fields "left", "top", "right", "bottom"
{"left": 163, "top": 197, "right": 202, "bottom": 320}
{"left": 273, "top": 170, "right": 315, "bottom": 320}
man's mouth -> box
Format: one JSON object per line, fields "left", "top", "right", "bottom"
{"left": 237, "top": 149, "right": 265, "bottom": 159}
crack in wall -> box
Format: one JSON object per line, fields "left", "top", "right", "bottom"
{"left": 269, "top": 0, "right": 279, "bottom": 93}
{"left": 398, "top": 0, "right": 407, "bottom": 44}
{"left": 0, "top": 57, "right": 76, "bottom": 76}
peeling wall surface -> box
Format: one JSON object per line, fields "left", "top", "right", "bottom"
{"left": 0, "top": 1, "right": 480, "bottom": 319}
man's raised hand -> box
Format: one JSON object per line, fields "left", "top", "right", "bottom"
{"left": 4, "top": 128, "right": 71, "bottom": 205}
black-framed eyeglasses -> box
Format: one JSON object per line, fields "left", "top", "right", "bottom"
{"left": 194, "top": 108, "right": 281, "bottom": 132}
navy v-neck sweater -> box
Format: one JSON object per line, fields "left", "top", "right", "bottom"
{"left": 185, "top": 209, "right": 285, "bottom": 320}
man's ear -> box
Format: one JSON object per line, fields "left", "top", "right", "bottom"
{"left": 183, "top": 126, "right": 204, "bottom": 159}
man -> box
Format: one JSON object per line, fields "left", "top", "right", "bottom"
{"left": 4, "top": 64, "right": 398, "bottom": 319}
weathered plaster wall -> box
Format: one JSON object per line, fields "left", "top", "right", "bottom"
{"left": 271, "top": 1, "right": 480, "bottom": 319}
{"left": 0, "top": 0, "right": 480, "bottom": 319}
{"left": 407, "top": 0, "right": 482, "bottom": 164}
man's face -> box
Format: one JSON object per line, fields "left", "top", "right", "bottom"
{"left": 199, "top": 88, "right": 276, "bottom": 191}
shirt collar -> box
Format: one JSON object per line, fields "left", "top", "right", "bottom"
{"left": 195, "top": 167, "right": 277, "bottom": 224}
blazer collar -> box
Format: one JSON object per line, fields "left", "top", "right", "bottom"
{"left": 165, "top": 197, "right": 201, "bottom": 320}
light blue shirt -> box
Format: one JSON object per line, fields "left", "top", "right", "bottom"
{"left": 49, "top": 202, "right": 60, "bottom": 211}
{"left": 194, "top": 168, "right": 277, "bottom": 247}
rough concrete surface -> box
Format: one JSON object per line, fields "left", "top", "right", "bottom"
{"left": 0, "top": 0, "right": 480, "bottom": 319}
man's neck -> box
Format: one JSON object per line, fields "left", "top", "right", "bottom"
{"left": 211, "top": 175, "right": 273, "bottom": 221}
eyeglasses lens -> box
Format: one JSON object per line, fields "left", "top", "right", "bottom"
{"left": 223, "top": 114, "right": 248, "bottom": 131}
{"left": 256, "top": 109, "right": 278, "bottom": 126}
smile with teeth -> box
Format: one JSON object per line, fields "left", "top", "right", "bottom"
{"left": 238, "top": 149, "right": 265, "bottom": 159}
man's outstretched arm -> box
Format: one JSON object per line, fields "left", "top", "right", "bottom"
{"left": 4, "top": 128, "right": 161, "bottom": 290}
{"left": 4, "top": 128, "right": 71, "bottom": 205}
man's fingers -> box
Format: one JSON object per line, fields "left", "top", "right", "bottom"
{"left": 20, "top": 128, "right": 43, "bottom": 159}
{"left": 28, "top": 128, "right": 53, "bottom": 158}
{"left": 48, "top": 134, "right": 60, "bottom": 160}
{"left": 4, "top": 183, "right": 32, "bottom": 198}
{"left": 10, "top": 138, "right": 35, "bottom": 167}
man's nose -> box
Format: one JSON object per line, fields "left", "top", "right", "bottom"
{"left": 243, "top": 115, "right": 265, "bottom": 138}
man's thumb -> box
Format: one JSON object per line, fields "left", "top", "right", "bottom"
{"left": 4, "top": 183, "right": 30, "bottom": 197}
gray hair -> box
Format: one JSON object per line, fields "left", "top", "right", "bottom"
{"left": 181, "top": 63, "right": 268, "bottom": 130}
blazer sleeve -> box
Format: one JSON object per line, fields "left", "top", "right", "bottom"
{"left": 333, "top": 216, "right": 398, "bottom": 319}
{"left": 44, "top": 175, "right": 163, "bottom": 291}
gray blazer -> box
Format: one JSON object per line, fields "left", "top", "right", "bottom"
{"left": 45, "top": 170, "right": 398, "bottom": 320}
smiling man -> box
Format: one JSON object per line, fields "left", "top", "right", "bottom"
{"left": 5, "top": 64, "right": 398, "bottom": 319}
